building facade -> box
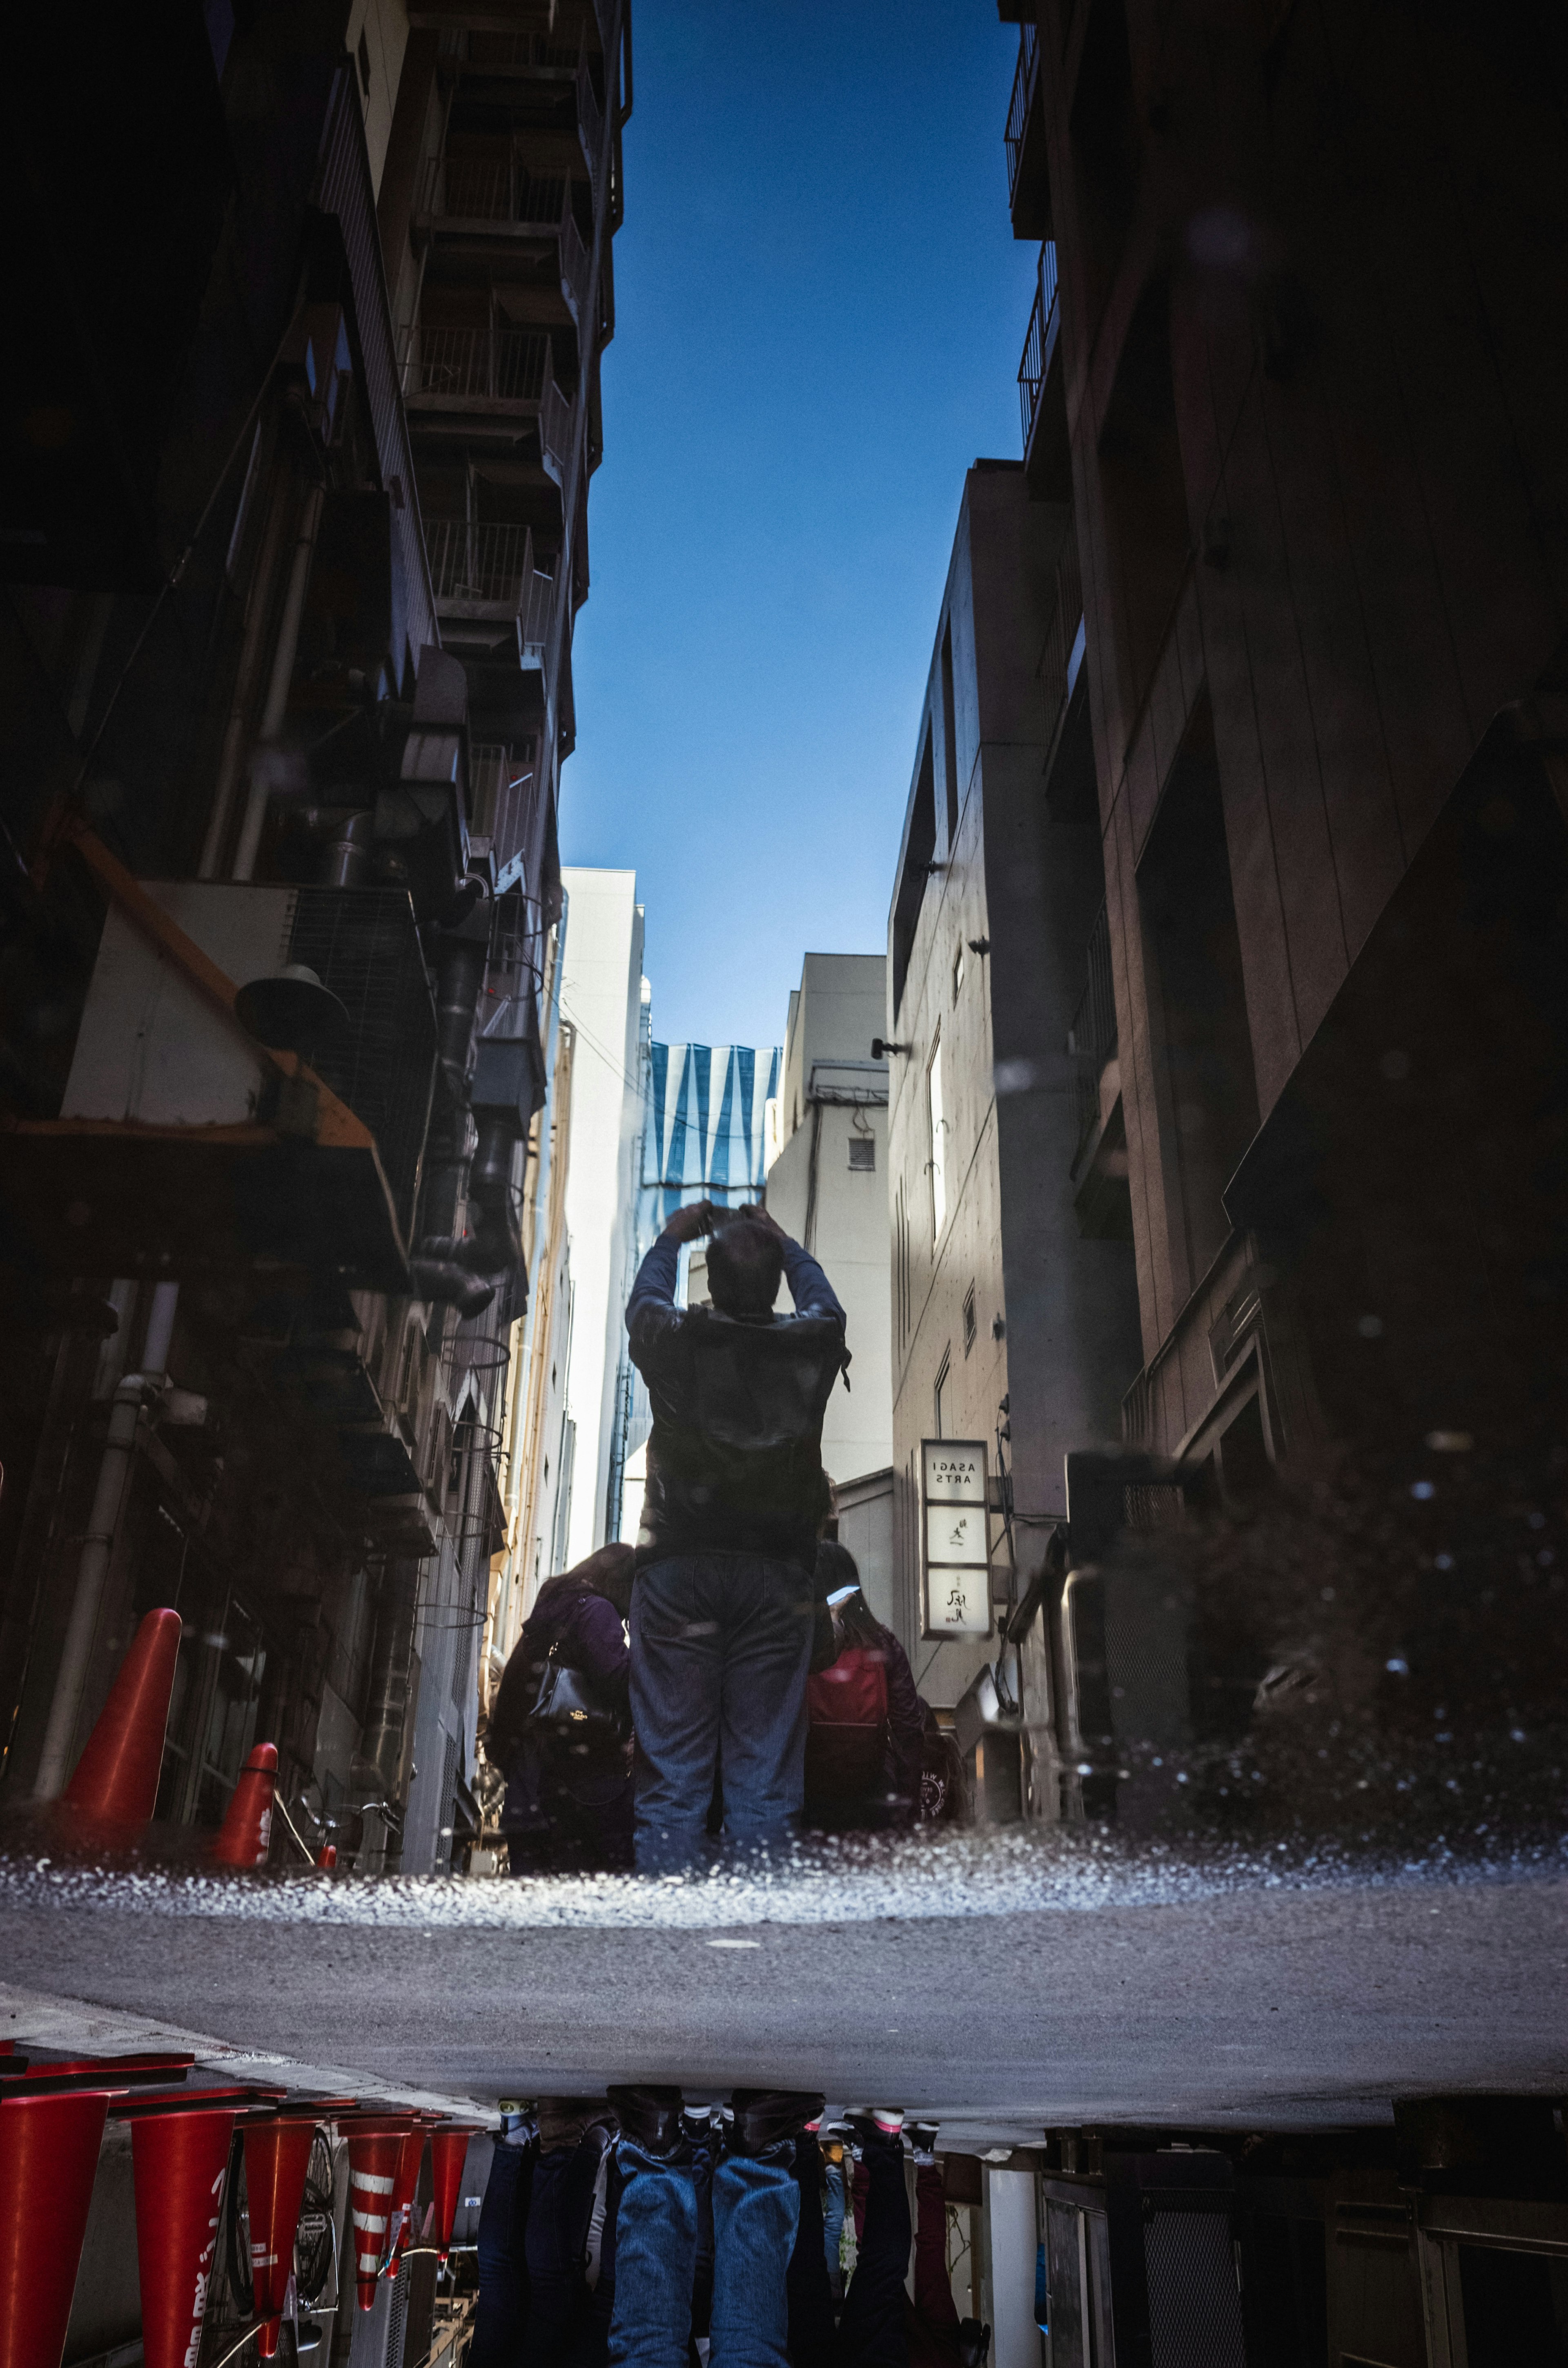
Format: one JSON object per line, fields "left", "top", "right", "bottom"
{"left": 987, "top": 0, "right": 1568, "bottom": 1821}
{"left": 763, "top": 954, "right": 895, "bottom": 1625}
{"left": 0, "top": 0, "right": 631, "bottom": 1872}
{"left": 884, "top": 466, "right": 1143, "bottom": 1807}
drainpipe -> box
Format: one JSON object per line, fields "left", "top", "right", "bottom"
{"left": 34, "top": 1280, "right": 180, "bottom": 1801}
{"left": 232, "top": 482, "right": 325, "bottom": 883}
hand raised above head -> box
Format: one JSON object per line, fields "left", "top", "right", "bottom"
{"left": 732, "top": 1201, "right": 787, "bottom": 1240}
{"left": 662, "top": 1198, "right": 717, "bottom": 1244}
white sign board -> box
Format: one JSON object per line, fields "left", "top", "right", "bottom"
{"left": 921, "top": 1438, "right": 991, "bottom": 1637}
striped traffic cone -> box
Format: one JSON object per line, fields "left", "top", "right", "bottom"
{"left": 212, "top": 1744, "right": 277, "bottom": 1869}
{"left": 385, "top": 2120, "right": 431, "bottom": 2279}
{"left": 125, "top": 2100, "right": 240, "bottom": 2368}
{"left": 343, "top": 2118, "right": 414, "bottom": 2310}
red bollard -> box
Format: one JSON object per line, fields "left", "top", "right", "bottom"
{"left": 212, "top": 1743, "right": 278, "bottom": 1869}
{"left": 61, "top": 1609, "right": 181, "bottom": 1831}
{"left": 128, "top": 2103, "right": 239, "bottom": 2368}
{"left": 242, "top": 2116, "right": 316, "bottom": 2357}
{"left": 429, "top": 2125, "right": 483, "bottom": 2263}
{"left": 0, "top": 2088, "right": 112, "bottom": 2368}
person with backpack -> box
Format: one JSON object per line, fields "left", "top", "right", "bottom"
{"left": 486, "top": 1543, "right": 637, "bottom": 1875}
{"left": 804, "top": 1544, "right": 925, "bottom": 1833}
{"left": 624, "top": 1200, "right": 850, "bottom": 1871}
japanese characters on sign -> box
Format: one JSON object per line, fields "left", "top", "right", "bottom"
{"left": 920, "top": 1439, "right": 991, "bottom": 1637}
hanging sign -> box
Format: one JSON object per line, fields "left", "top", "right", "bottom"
{"left": 921, "top": 1439, "right": 991, "bottom": 1638}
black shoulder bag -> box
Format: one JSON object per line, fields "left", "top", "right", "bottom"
{"left": 526, "top": 1645, "right": 628, "bottom": 1746}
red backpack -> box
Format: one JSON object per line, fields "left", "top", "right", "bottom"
{"left": 805, "top": 1646, "right": 890, "bottom": 1802}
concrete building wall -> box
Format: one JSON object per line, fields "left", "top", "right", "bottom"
{"left": 884, "top": 466, "right": 1143, "bottom": 1712}
{"left": 764, "top": 953, "right": 893, "bottom": 1498}
{"left": 557, "top": 869, "right": 646, "bottom": 1566}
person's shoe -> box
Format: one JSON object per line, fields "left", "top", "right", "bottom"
{"left": 907, "top": 2120, "right": 940, "bottom": 2165}
{"left": 845, "top": 2107, "right": 905, "bottom": 2155}
{"left": 681, "top": 2101, "right": 722, "bottom": 2147}
{"left": 727, "top": 2090, "right": 827, "bottom": 2157}
{"left": 606, "top": 2085, "right": 686, "bottom": 2158}
{"left": 958, "top": 2319, "right": 991, "bottom": 2367}
{"left": 497, "top": 2098, "right": 539, "bottom": 2148}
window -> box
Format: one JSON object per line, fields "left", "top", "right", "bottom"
{"left": 848, "top": 1136, "right": 875, "bottom": 1172}
{"left": 928, "top": 1032, "right": 948, "bottom": 1244}
{"left": 934, "top": 1349, "right": 951, "bottom": 1440}
{"left": 952, "top": 941, "right": 966, "bottom": 1004}
{"left": 356, "top": 27, "right": 372, "bottom": 93}
{"left": 892, "top": 726, "right": 937, "bottom": 1017}
{"left": 963, "top": 1283, "right": 976, "bottom": 1356}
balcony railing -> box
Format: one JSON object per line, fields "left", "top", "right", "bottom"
{"left": 1004, "top": 24, "right": 1039, "bottom": 207}
{"left": 1018, "top": 241, "right": 1060, "bottom": 452}
{"left": 464, "top": 30, "right": 581, "bottom": 69}
{"left": 1067, "top": 901, "right": 1117, "bottom": 1154}
{"left": 1037, "top": 528, "right": 1082, "bottom": 747}
{"left": 540, "top": 373, "right": 572, "bottom": 480}
{"left": 577, "top": 51, "right": 604, "bottom": 181}
{"left": 423, "top": 518, "right": 534, "bottom": 611}
{"left": 401, "top": 325, "right": 551, "bottom": 404}
{"left": 469, "top": 742, "right": 537, "bottom": 856}
{"left": 421, "top": 157, "right": 570, "bottom": 231}
{"left": 559, "top": 210, "right": 592, "bottom": 322}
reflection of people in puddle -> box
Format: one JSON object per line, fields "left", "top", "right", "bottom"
{"left": 624, "top": 1201, "right": 849, "bottom": 1872}
{"left": 470, "top": 2091, "right": 989, "bottom": 2367}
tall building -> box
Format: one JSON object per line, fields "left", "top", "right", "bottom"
{"left": 764, "top": 954, "right": 895, "bottom": 1626}
{"left": 611, "top": 1036, "right": 783, "bottom": 1543}
{"left": 0, "top": 0, "right": 631, "bottom": 1873}
{"left": 553, "top": 866, "right": 646, "bottom": 1566}
{"left": 982, "top": 0, "right": 1568, "bottom": 1819}
{"left": 882, "top": 469, "right": 1140, "bottom": 1806}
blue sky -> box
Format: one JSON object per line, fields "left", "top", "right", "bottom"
{"left": 560, "top": 2, "right": 1036, "bottom": 1050}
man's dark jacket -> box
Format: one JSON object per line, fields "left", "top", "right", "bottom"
{"left": 625, "top": 1228, "right": 849, "bottom": 1573}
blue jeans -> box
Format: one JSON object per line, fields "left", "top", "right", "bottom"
{"left": 608, "top": 2141, "right": 799, "bottom": 2368}
{"left": 630, "top": 1555, "right": 814, "bottom": 1872}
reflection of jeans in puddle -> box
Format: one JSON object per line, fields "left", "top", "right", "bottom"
{"left": 608, "top": 2137, "right": 798, "bottom": 2368}
{"left": 526, "top": 2127, "right": 619, "bottom": 2365}
{"left": 786, "top": 2136, "right": 837, "bottom": 2366}
{"left": 474, "top": 2138, "right": 534, "bottom": 2368}
{"left": 822, "top": 2158, "right": 847, "bottom": 2297}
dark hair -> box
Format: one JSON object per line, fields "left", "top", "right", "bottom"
{"left": 706, "top": 1215, "right": 783, "bottom": 1315}
{"left": 531, "top": 1541, "right": 636, "bottom": 1624}
{"left": 814, "top": 1541, "right": 883, "bottom": 1646}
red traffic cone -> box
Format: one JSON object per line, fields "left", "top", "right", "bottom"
{"left": 343, "top": 2118, "right": 414, "bottom": 2310}
{"left": 242, "top": 2116, "right": 316, "bottom": 2356}
{"left": 314, "top": 1844, "right": 337, "bottom": 1870}
{"left": 212, "top": 1744, "right": 278, "bottom": 1869}
{"left": 128, "top": 2103, "right": 238, "bottom": 2368}
{"left": 385, "top": 2123, "right": 428, "bottom": 2279}
{"left": 429, "top": 2126, "right": 481, "bottom": 2262}
{"left": 61, "top": 1608, "right": 181, "bottom": 1830}
{"left": 0, "top": 2088, "right": 111, "bottom": 2368}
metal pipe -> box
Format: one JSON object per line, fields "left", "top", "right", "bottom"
{"left": 33, "top": 1281, "right": 180, "bottom": 1800}
{"left": 232, "top": 483, "right": 326, "bottom": 883}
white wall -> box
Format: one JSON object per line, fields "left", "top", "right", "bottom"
{"left": 557, "top": 869, "right": 645, "bottom": 1566}
{"left": 765, "top": 954, "right": 893, "bottom": 1491}
{"left": 984, "top": 2168, "right": 1042, "bottom": 2368}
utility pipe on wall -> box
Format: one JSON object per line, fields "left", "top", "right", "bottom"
{"left": 33, "top": 1282, "right": 180, "bottom": 1801}
{"left": 231, "top": 482, "right": 325, "bottom": 883}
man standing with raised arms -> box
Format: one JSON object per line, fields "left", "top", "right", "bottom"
{"left": 624, "top": 1200, "right": 849, "bottom": 1870}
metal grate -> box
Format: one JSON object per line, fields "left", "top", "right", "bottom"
{"left": 286, "top": 888, "right": 438, "bottom": 1242}
{"left": 1143, "top": 2210, "right": 1246, "bottom": 2368}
